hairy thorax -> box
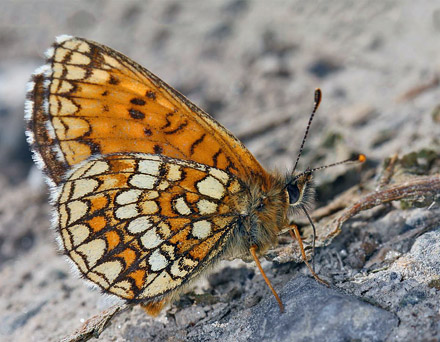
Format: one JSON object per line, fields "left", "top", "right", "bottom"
{"left": 226, "top": 172, "right": 290, "bottom": 260}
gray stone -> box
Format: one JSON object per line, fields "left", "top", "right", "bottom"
{"left": 225, "top": 275, "right": 398, "bottom": 342}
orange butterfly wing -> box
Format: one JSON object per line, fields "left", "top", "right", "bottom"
{"left": 25, "top": 35, "right": 267, "bottom": 186}
{"left": 56, "top": 153, "right": 246, "bottom": 302}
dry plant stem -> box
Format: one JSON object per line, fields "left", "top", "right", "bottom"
{"left": 331, "top": 175, "right": 440, "bottom": 237}
{"left": 377, "top": 153, "right": 399, "bottom": 190}
{"left": 396, "top": 75, "right": 439, "bottom": 102}
{"left": 61, "top": 303, "right": 128, "bottom": 342}
{"left": 250, "top": 245, "right": 284, "bottom": 313}
{"left": 289, "top": 225, "right": 328, "bottom": 286}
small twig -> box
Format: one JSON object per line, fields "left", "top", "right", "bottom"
{"left": 376, "top": 153, "right": 399, "bottom": 190}
{"left": 321, "top": 175, "right": 440, "bottom": 246}
{"left": 60, "top": 303, "right": 128, "bottom": 342}
{"left": 396, "top": 75, "right": 439, "bottom": 102}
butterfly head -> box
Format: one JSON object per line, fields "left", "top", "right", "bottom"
{"left": 285, "top": 171, "right": 315, "bottom": 212}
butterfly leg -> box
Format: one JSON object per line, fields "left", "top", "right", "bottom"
{"left": 140, "top": 299, "right": 167, "bottom": 316}
{"left": 288, "top": 224, "right": 328, "bottom": 286}
{"left": 249, "top": 245, "right": 284, "bottom": 313}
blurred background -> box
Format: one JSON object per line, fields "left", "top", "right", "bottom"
{"left": 0, "top": 1, "right": 439, "bottom": 341}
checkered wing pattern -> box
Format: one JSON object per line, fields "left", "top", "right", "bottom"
{"left": 25, "top": 35, "right": 267, "bottom": 187}
{"left": 56, "top": 153, "right": 246, "bottom": 302}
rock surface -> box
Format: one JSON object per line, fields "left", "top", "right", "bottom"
{"left": 0, "top": 1, "right": 439, "bottom": 342}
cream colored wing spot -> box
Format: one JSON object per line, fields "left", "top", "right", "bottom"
{"left": 192, "top": 220, "right": 212, "bottom": 239}
{"left": 161, "top": 244, "right": 175, "bottom": 260}
{"left": 75, "top": 40, "right": 91, "bottom": 53}
{"left": 100, "top": 174, "right": 126, "bottom": 189}
{"left": 59, "top": 181, "right": 72, "bottom": 204}
{"left": 102, "top": 54, "right": 121, "bottom": 69}
{"left": 115, "top": 189, "right": 142, "bottom": 205}
{"left": 138, "top": 159, "right": 161, "bottom": 176}
{"left": 67, "top": 200, "right": 88, "bottom": 224}
{"left": 71, "top": 178, "right": 99, "bottom": 200}
{"left": 144, "top": 190, "right": 159, "bottom": 200}
{"left": 60, "top": 37, "right": 83, "bottom": 51}
{"left": 70, "top": 250, "right": 88, "bottom": 273}
{"left": 170, "top": 257, "right": 197, "bottom": 278}
{"left": 55, "top": 96, "right": 79, "bottom": 115}
{"left": 69, "top": 51, "right": 91, "bottom": 65}
{"left": 87, "top": 69, "right": 110, "bottom": 83}
{"left": 52, "top": 62, "right": 65, "bottom": 78}
{"left": 174, "top": 197, "right": 191, "bottom": 215}
{"left": 140, "top": 227, "right": 163, "bottom": 249}
{"left": 67, "top": 162, "right": 93, "bottom": 181}
{"left": 88, "top": 272, "right": 110, "bottom": 289}
{"left": 67, "top": 224, "right": 90, "bottom": 248}
{"left": 209, "top": 168, "right": 229, "bottom": 184}
{"left": 111, "top": 280, "right": 133, "bottom": 298}
{"left": 228, "top": 179, "right": 242, "bottom": 194}
{"left": 157, "top": 221, "right": 171, "bottom": 238}
{"left": 53, "top": 47, "right": 70, "bottom": 62}
{"left": 197, "top": 199, "right": 218, "bottom": 215}
{"left": 170, "top": 258, "right": 188, "bottom": 278}
{"left": 157, "top": 180, "right": 169, "bottom": 190}
{"left": 76, "top": 238, "right": 106, "bottom": 268}
{"left": 129, "top": 174, "right": 156, "bottom": 189}
{"left": 141, "top": 271, "right": 180, "bottom": 298}
{"left": 58, "top": 116, "right": 90, "bottom": 139}
{"left": 50, "top": 79, "right": 74, "bottom": 93}
{"left": 61, "top": 229, "right": 72, "bottom": 250}
{"left": 59, "top": 204, "right": 69, "bottom": 227}
{"left": 126, "top": 216, "right": 152, "bottom": 234}
{"left": 92, "top": 260, "right": 123, "bottom": 284}
{"left": 115, "top": 204, "right": 139, "bottom": 220}
{"left": 196, "top": 176, "right": 225, "bottom": 200}
{"left": 83, "top": 160, "right": 110, "bottom": 177}
{"left": 64, "top": 65, "right": 87, "bottom": 80}
{"left": 166, "top": 164, "right": 182, "bottom": 181}
{"left": 141, "top": 200, "right": 159, "bottom": 215}
{"left": 144, "top": 272, "right": 158, "bottom": 287}
{"left": 148, "top": 250, "right": 168, "bottom": 272}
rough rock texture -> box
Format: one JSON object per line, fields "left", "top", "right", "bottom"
{"left": 0, "top": 1, "right": 439, "bottom": 342}
{"left": 224, "top": 275, "right": 399, "bottom": 342}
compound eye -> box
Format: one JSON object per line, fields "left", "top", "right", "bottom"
{"left": 287, "top": 183, "right": 300, "bottom": 204}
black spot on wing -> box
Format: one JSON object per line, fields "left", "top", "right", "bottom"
{"left": 154, "top": 145, "right": 163, "bottom": 154}
{"left": 129, "top": 109, "right": 146, "bottom": 119}
{"left": 109, "top": 75, "right": 120, "bottom": 85}
{"left": 146, "top": 91, "right": 156, "bottom": 100}
{"left": 130, "top": 98, "right": 146, "bottom": 106}
{"left": 144, "top": 128, "right": 152, "bottom": 136}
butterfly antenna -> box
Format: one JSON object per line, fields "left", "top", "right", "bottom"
{"left": 297, "top": 154, "right": 366, "bottom": 178}
{"left": 292, "top": 88, "right": 322, "bottom": 175}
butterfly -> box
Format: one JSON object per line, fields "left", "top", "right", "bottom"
{"left": 25, "top": 35, "right": 363, "bottom": 315}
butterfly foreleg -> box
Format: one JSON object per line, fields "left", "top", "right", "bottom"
{"left": 288, "top": 224, "right": 328, "bottom": 286}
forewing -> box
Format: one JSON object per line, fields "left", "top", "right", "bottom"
{"left": 25, "top": 35, "right": 267, "bottom": 186}
{"left": 55, "top": 153, "right": 245, "bottom": 302}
